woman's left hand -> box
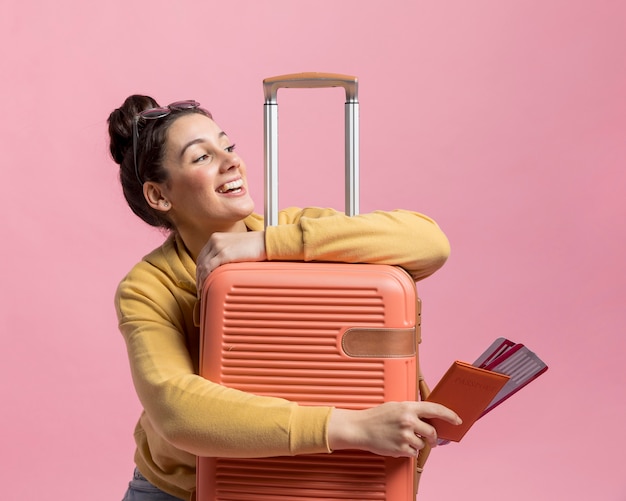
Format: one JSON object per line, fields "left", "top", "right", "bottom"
{"left": 196, "top": 231, "right": 267, "bottom": 293}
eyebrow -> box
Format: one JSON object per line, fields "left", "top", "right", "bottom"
{"left": 180, "top": 131, "right": 228, "bottom": 158}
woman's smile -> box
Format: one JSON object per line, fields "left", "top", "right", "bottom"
{"left": 216, "top": 177, "right": 245, "bottom": 194}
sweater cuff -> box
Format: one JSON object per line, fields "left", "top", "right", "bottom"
{"left": 289, "top": 405, "right": 333, "bottom": 455}
{"left": 265, "top": 224, "right": 305, "bottom": 261}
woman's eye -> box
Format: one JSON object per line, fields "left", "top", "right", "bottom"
{"left": 226, "top": 144, "right": 236, "bottom": 153}
{"left": 194, "top": 154, "right": 210, "bottom": 163}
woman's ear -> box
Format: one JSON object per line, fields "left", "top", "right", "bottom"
{"left": 144, "top": 182, "right": 171, "bottom": 212}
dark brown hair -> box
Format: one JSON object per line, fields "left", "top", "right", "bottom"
{"left": 107, "top": 95, "right": 212, "bottom": 230}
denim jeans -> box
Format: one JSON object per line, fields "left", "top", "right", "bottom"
{"left": 121, "top": 468, "right": 185, "bottom": 501}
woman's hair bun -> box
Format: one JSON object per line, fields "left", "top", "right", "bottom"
{"left": 107, "top": 95, "right": 159, "bottom": 165}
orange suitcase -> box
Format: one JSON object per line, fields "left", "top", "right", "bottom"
{"left": 197, "top": 73, "right": 425, "bottom": 500}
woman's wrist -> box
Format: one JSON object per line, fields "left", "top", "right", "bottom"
{"left": 327, "top": 408, "right": 360, "bottom": 452}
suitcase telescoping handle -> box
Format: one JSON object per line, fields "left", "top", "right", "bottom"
{"left": 263, "top": 72, "right": 360, "bottom": 227}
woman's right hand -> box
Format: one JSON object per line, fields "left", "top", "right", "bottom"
{"left": 327, "top": 401, "right": 461, "bottom": 457}
{"left": 196, "top": 231, "right": 267, "bottom": 294}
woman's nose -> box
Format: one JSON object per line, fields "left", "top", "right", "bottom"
{"left": 219, "top": 149, "right": 240, "bottom": 172}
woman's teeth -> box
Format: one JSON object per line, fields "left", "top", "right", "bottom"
{"left": 217, "top": 179, "right": 244, "bottom": 193}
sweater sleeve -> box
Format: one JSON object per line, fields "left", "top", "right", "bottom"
{"left": 115, "top": 262, "right": 332, "bottom": 458}
{"left": 264, "top": 208, "right": 450, "bottom": 281}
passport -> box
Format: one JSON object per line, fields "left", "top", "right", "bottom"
{"left": 426, "top": 361, "right": 510, "bottom": 442}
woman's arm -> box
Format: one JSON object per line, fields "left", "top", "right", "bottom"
{"left": 118, "top": 266, "right": 460, "bottom": 459}
{"left": 195, "top": 208, "right": 450, "bottom": 287}
{"left": 265, "top": 207, "right": 450, "bottom": 281}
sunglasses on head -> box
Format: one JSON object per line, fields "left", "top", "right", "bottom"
{"left": 132, "top": 100, "right": 201, "bottom": 184}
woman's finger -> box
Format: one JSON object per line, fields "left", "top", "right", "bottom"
{"left": 414, "top": 401, "right": 462, "bottom": 425}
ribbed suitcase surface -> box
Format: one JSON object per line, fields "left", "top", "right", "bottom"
{"left": 198, "top": 261, "right": 419, "bottom": 500}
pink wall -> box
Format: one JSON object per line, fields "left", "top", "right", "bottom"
{"left": 2, "top": 1, "right": 625, "bottom": 499}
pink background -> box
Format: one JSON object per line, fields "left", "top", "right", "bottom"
{"left": 2, "top": 1, "right": 625, "bottom": 499}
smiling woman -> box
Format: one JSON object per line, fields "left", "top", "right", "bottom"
{"left": 106, "top": 94, "right": 459, "bottom": 501}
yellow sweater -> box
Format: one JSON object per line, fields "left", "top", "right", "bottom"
{"left": 115, "top": 207, "right": 450, "bottom": 500}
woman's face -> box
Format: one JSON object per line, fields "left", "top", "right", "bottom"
{"left": 158, "top": 113, "right": 255, "bottom": 233}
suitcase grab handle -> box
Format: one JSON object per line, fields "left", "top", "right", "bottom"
{"left": 263, "top": 72, "right": 358, "bottom": 104}
{"left": 263, "top": 72, "right": 360, "bottom": 226}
